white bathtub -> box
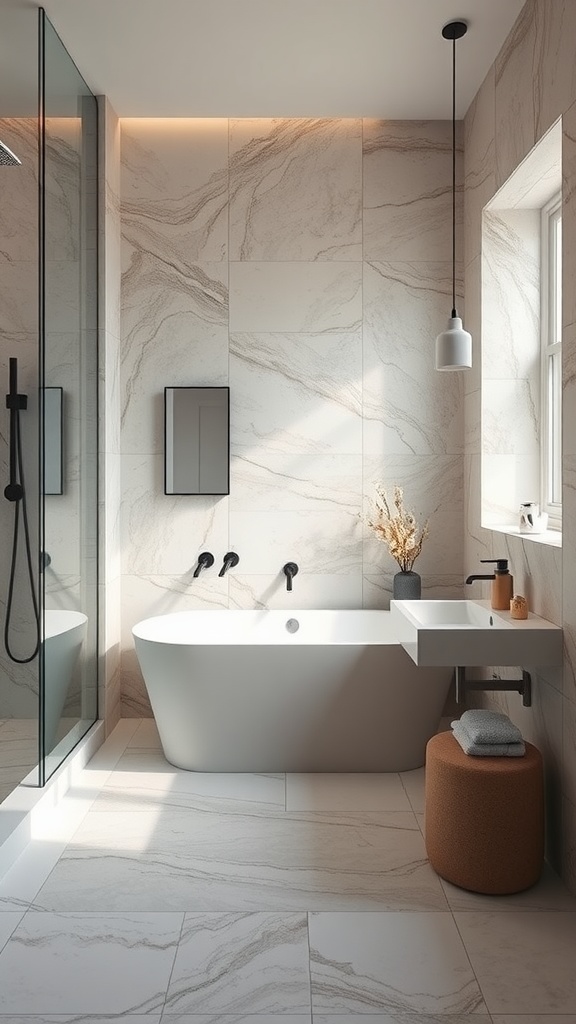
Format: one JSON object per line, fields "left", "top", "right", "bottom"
{"left": 44, "top": 610, "right": 87, "bottom": 754}
{"left": 133, "top": 610, "right": 452, "bottom": 772}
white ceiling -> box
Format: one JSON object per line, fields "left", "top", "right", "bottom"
{"left": 7, "top": 0, "right": 525, "bottom": 118}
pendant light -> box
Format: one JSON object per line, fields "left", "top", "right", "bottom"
{"left": 435, "top": 19, "right": 472, "bottom": 371}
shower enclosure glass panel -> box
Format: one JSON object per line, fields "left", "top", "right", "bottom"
{"left": 41, "top": 12, "right": 98, "bottom": 782}
{"left": 0, "top": 6, "right": 41, "bottom": 800}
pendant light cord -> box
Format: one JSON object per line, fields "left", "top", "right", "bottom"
{"left": 451, "top": 35, "right": 456, "bottom": 319}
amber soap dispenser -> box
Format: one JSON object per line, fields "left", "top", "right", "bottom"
{"left": 480, "top": 558, "right": 513, "bottom": 611}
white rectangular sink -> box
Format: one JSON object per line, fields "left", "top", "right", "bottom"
{"left": 390, "top": 599, "right": 563, "bottom": 667}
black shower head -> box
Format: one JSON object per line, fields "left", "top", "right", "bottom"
{"left": 0, "top": 140, "right": 21, "bottom": 166}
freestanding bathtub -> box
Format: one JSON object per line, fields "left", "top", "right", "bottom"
{"left": 44, "top": 610, "right": 87, "bottom": 755}
{"left": 133, "top": 610, "right": 453, "bottom": 772}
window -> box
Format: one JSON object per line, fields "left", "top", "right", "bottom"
{"left": 541, "top": 194, "right": 562, "bottom": 528}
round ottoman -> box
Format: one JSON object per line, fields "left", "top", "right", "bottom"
{"left": 425, "top": 730, "right": 544, "bottom": 894}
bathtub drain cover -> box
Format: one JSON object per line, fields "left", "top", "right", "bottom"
{"left": 285, "top": 618, "right": 300, "bottom": 633}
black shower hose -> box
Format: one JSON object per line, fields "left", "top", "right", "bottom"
{"left": 4, "top": 409, "right": 40, "bottom": 663}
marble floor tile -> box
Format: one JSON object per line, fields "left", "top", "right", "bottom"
{"left": 93, "top": 751, "right": 285, "bottom": 813}
{"left": 399, "top": 766, "right": 425, "bottom": 813}
{"left": 127, "top": 717, "right": 161, "bottom": 748}
{"left": 440, "top": 863, "right": 576, "bottom": 912}
{"left": 34, "top": 807, "right": 446, "bottom": 912}
{"left": 285, "top": 773, "right": 413, "bottom": 814}
{"left": 455, "top": 911, "right": 576, "bottom": 1013}
{"left": 0, "top": 911, "right": 183, "bottom": 1014}
{"left": 0, "top": 911, "right": 25, "bottom": 952}
{"left": 313, "top": 1017, "right": 492, "bottom": 1024}
{"left": 160, "top": 1017, "right": 310, "bottom": 1024}
{"left": 0, "top": 1017, "right": 161, "bottom": 1023}
{"left": 165, "top": 912, "right": 310, "bottom": 1013}
{"left": 491, "top": 1018, "right": 576, "bottom": 1024}
{"left": 309, "top": 911, "right": 486, "bottom": 1013}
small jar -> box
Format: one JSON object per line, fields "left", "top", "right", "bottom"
{"left": 510, "top": 595, "right": 528, "bottom": 619}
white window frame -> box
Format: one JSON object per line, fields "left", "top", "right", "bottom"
{"left": 540, "top": 193, "right": 562, "bottom": 530}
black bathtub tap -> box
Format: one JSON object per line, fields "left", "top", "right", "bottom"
{"left": 193, "top": 551, "right": 214, "bottom": 577}
{"left": 283, "top": 562, "right": 299, "bottom": 591}
{"left": 218, "top": 551, "right": 240, "bottom": 576}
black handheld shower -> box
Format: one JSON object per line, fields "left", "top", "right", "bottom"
{"left": 4, "top": 358, "right": 39, "bottom": 663}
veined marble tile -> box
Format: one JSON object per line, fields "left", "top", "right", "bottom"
{"left": 0, "top": 1018, "right": 160, "bottom": 1023}
{"left": 564, "top": 104, "right": 576, "bottom": 329}
{"left": 230, "top": 453, "right": 362, "bottom": 512}
{"left": 121, "top": 118, "right": 228, "bottom": 263}
{"left": 400, "top": 766, "right": 426, "bottom": 815}
{"left": 482, "top": 380, "right": 539, "bottom": 456}
{"left": 121, "top": 573, "right": 229, "bottom": 651}
{"left": 482, "top": 210, "right": 539, "bottom": 380}
{"left": 465, "top": 455, "right": 493, "bottom": 566}
{"left": 563, "top": 326, "right": 576, "bottom": 456}
{"left": 165, "top": 912, "right": 309, "bottom": 1013}
{"left": 363, "top": 261, "right": 464, "bottom": 455}
{"left": 0, "top": 117, "right": 38, "bottom": 264}
{"left": 120, "top": 454, "right": 229, "bottom": 575}
{"left": 229, "top": 262, "right": 362, "bottom": 333}
{"left": 34, "top": 806, "right": 447, "bottom": 912}
{"left": 533, "top": 0, "right": 576, "bottom": 143}
{"left": 93, "top": 752, "right": 285, "bottom": 813}
{"left": 285, "top": 773, "right": 412, "bottom": 814}
{"left": 465, "top": 65, "right": 496, "bottom": 268}
{"left": 362, "top": 574, "right": 463, "bottom": 610}
{"left": 230, "top": 332, "right": 362, "bottom": 455}
{"left": 492, "top": 530, "right": 562, "bottom": 624}
{"left": 441, "top": 861, "right": 576, "bottom": 913}
{"left": 309, "top": 911, "right": 485, "bottom": 1013}
{"left": 314, "top": 1017, "right": 491, "bottom": 1024}
{"left": 465, "top": 390, "right": 481, "bottom": 455}
{"left": 0, "top": 262, "right": 37, "bottom": 334}
{"left": 229, "top": 118, "right": 361, "bottom": 261}
{"left": 492, "top": 1018, "right": 576, "bottom": 1024}
{"left": 161, "top": 1016, "right": 310, "bottom": 1024}
{"left": 455, "top": 911, "right": 576, "bottom": 1013}
{"left": 127, "top": 717, "right": 161, "bottom": 749}
{"left": 495, "top": 0, "right": 537, "bottom": 188}
{"left": 229, "top": 573, "right": 363, "bottom": 610}
{"left": 0, "top": 911, "right": 183, "bottom": 1014}
{"left": 0, "top": 912, "right": 25, "bottom": 953}
{"left": 363, "top": 120, "right": 461, "bottom": 263}
{"left": 463, "top": 255, "right": 481, "bottom": 396}
{"left": 362, "top": 454, "right": 463, "bottom": 578}
{"left": 121, "top": 255, "right": 228, "bottom": 454}
{"left": 120, "top": 648, "right": 153, "bottom": 718}
{"left": 45, "top": 117, "right": 82, "bottom": 263}
{"left": 229, "top": 509, "right": 362, "bottom": 575}
{"left": 481, "top": 454, "right": 538, "bottom": 527}
{"left": 563, "top": 458, "right": 576, "bottom": 698}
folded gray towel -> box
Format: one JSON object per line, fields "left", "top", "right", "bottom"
{"left": 457, "top": 708, "right": 523, "bottom": 745}
{"left": 452, "top": 720, "right": 525, "bottom": 756}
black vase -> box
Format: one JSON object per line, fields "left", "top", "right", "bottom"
{"left": 393, "top": 570, "right": 421, "bottom": 600}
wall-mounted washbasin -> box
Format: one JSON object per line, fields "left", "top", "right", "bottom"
{"left": 390, "top": 599, "right": 563, "bottom": 667}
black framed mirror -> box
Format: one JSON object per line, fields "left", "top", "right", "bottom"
{"left": 164, "top": 386, "right": 230, "bottom": 495}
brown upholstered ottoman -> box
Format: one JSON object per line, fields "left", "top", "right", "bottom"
{"left": 425, "top": 730, "right": 544, "bottom": 894}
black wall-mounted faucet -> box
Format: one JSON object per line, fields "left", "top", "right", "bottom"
{"left": 218, "top": 551, "right": 239, "bottom": 576}
{"left": 283, "top": 562, "right": 299, "bottom": 591}
{"left": 465, "top": 558, "right": 508, "bottom": 585}
{"left": 193, "top": 551, "right": 214, "bottom": 577}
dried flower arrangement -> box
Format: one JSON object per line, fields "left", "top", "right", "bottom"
{"left": 365, "top": 484, "right": 429, "bottom": 572}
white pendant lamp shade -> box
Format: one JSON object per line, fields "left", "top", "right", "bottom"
{"left": 436, "top": 19, "right": 472, "bottom": 371}
{"left": 435, "top": 314, "right": 472, "bottom": 371}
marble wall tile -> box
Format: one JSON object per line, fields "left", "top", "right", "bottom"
{"left": 533, "top": 0, "right": 576, "bottom": 144}
{"left": 495, "top": 529, "right": 562, "bottom": 624}
{"left": 495, "top": 0, "right": 537, "bottom": 188}
{"left": 45, "top": 117, "right": 81, "bottom": 263}
{"left": 562, "top": 695, "right": 576, "bottom": 810}
{"left": 165, "top": 913, "right": 310, "bottom": 1013}
{"left": 122, "top": 574, "right": 229, "bottom": 648}
{"left": 482, "top": 380, "right": 539, "bottom": 456}
{"left": 481, "top": 454, "right": 537, "bottom": 527}
{"left": 121, "top": 454, "right": 229, "bottom": 575}
{"left": 363, "top": 261, "right": 464, "bottom": 455}
{"left": 463, "top": 255, "right": 481, "bottom": 396}
{"left": 309, "top": 911, "right": 484, "bottom": 1013}
{"left": 363, "top": 120, "right": 461, "bottom": 264}
{"left": 464, "top": 455, "right": 493, "bottom": 567}
{"left": 229, "top": 509, "right": 362, "bottom": 576}
{"left": 362, "top": 574, "right": 463, "bottom": 611}
{"left": 482, "top": 210, "right": 540, "bottom": 380}
{"left": 465, "top": 66, "right": 496, "bottom": 269}
{"left": 121, "top": 256, "right": 228, "bottom": 454}
{"left": 229, "top": 574, "right": 364, "bottom": 611}
{"left": 230, "top": 333, "right": 362, "bottom": 455}
{"left": 121, "top": 118, "right": 228, "bottom": 264}
{"left": 0, "top": 911, "right": 183, "bottom": 1014}
{"left": 230, "top": 118, "right": 362, "bottom": 261}
{"left": 99, "top": 452, "right": 121, "bottom": 583}
{"left": 464, "top": 391, "right": 481, "bottom": 455}
{"left": 230, "top": 453, "right": 362, "bottom": 513}
{"left": 363, "top": 455, "right": 464, "bottom": 577}
{"left": 0, "top": 118, "right": 38, "bottom": 264}
{"left": 562, "top": 794, "right": 576, "bottom": 895}
{"left": 229, "top": 262, "right": 362, "bottom": 333}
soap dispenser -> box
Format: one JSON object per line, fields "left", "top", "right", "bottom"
{"left": 480, "top": 558, "right": 513, "bottom": 611}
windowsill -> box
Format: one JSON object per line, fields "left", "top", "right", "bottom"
{"left": 488, "top": 523, "right": 562, "bottom": 548}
